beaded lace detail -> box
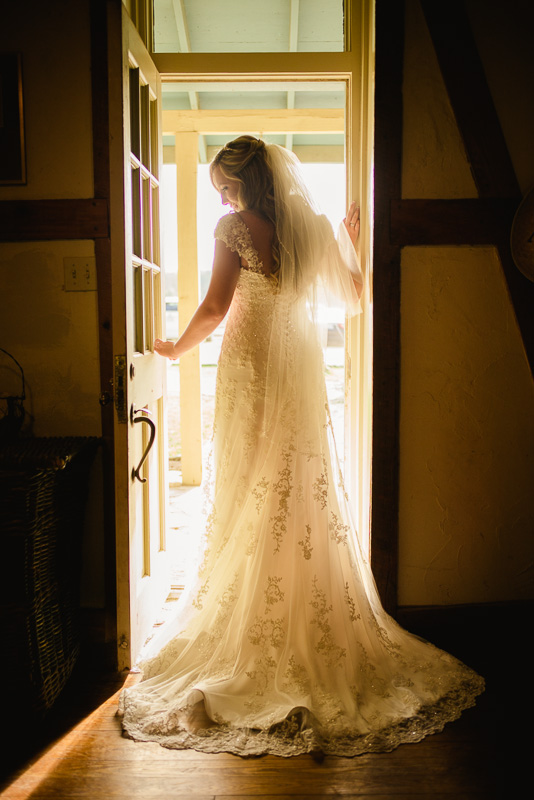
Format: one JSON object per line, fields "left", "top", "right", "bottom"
{"left": 214, "top": 212, "right": 267, "bottom": 275}
{"left": 119, "top": 213, "right": 484, "bottom": 757}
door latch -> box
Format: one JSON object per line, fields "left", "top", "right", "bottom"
{"left": 114, "top": 355, "right": 127, "bottom": 423}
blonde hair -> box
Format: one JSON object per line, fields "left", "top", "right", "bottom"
{"left": 210, "top": 136, "right": 279, "bottom": 271}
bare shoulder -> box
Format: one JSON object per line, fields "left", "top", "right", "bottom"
{"left": 238, "top": 210, "right": 274, "bottom": 235}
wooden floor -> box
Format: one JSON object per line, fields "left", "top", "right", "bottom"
{"left": 0, "top": 621, "right": 525, "bottom": 800}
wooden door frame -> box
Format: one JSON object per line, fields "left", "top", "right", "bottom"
{"left": 90, "top": 0, "right": 120, "bottom": 657}
{"left": 370, "top": 0, "right": 404, "bottom": 615}
{"left": 154, "top": 7, "right": 376, "bottom": 573}
{"left": 91, "top": 1, "right": 393, "bottom": 665}
{"left": 162, "top": 105, "right": 360, "bottom": 492}
{"left": 88, "top": 0, "right": 168, "bottom": 666}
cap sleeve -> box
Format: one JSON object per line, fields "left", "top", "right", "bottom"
{"left": 214, "top": 213, "right": 241, "bottom": 254}
{"left": 214, "top": 212, "right": 265, "bottom": 274}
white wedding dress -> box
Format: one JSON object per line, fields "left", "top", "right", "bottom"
{"left": 119, "top": 211, "right": 484, "bottom": 757}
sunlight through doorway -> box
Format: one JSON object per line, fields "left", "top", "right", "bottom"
{"left": 159, "top": 158, "right": 349, "bottom": 594}
{"left": 162, "top": 161, "right": 348, "bottom": 477}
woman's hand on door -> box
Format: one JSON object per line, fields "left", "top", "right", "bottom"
{"left": 154, "top": 339, "right": 178, "bottom": 360}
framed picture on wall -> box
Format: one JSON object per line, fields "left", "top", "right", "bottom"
{"left": 0, "top": 53, "right": 26, "bottom": 185}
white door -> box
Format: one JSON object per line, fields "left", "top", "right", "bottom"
{"left": 112, "top": 10, "right": 169, "bottom": 671}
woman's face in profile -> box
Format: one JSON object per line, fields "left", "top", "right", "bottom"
{"left": 212, "top": 165, "right": 241, "bottom": 211}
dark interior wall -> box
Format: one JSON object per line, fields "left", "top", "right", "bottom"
{"left": 0, "top": 0, "right": 106, "bottom": 609}
{"left": 397, "top": 0, "right": 534, "bottom": 607}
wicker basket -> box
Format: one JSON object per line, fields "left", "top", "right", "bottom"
{"left": 0, "top": 348, "right": 26, "bottom": 443}
{"left": 0, "top": 437, "right": 99, "bottom": 717}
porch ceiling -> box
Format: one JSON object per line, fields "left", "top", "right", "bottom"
{"left": 155, "top": 0, "right": 347, "bottom": 161}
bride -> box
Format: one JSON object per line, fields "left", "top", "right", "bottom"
{"left": 119, "top": 136, "right": 484, "bottom": 757}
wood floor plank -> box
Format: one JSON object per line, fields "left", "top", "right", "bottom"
{"left": 0, "top": 654, "right": 513, "bottom": 800}
{"left": 214, "top": 796, "right": 494, "bottom": 800}
{"left": 1, "top": 752, "right": 496, "bottom": 798}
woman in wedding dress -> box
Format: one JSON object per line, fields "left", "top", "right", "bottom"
{"left": 119, "top": 136, "right": 484, "bottom": 757}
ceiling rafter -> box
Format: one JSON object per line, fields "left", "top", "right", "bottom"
{"left": 285, "top": 0, "right": 300, "bottom": 151}
{"left": 171, "top": 0, "right": 191, "bottom": 52}
{"left": 160, "top": 2, "right": 346, "bottom": 162}
{"left": 171, "top": 0, "right": 207, "bottom": 161}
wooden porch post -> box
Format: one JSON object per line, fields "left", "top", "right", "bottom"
{"left": 175, "top": 131, "right": 202, "bottom": 485}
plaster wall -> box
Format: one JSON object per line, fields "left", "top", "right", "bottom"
{"left": 0, "top": 2, "right": 97, "bottom": 433}
{"left": 398, "top": 0, "right": 534, "bottom": 606}
{"left": 0, "top": 2, "right": 94, "bottom": 200}
{"left": 0, "top": 1, "right": 105, "bottom": 607}
{"left": 0, "top": 241, "right": 100, "bottom": 437}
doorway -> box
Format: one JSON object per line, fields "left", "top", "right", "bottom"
{"left": 162, "top": 161, "right": 350, "bottom": 473}
{"left": 159, "top": 105, "right": 353, "bottom": 592}
{"left": 111, "top": 0, "right": 375, "bottom": 666}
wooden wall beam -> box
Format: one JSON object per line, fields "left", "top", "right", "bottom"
{"left": 371, "top": 0, "right": 405, "bottom": 615}
{"left": 163, "top": 108, "right": 345, "bottom": 135}
{"left": 420, "top": 0, "right": 534, "bottom": 376}
{"left": 390, "top": 198, "right": 518, "bottom": 246}
{"left": 90, "top": 0, "right": 117, "bottom": 650}
{"left": 91, "top": 0, "right": 111, "bottom": 201}
{"left": 0, "top": 198, "right": 109, "bottom": 242}
{"left": 153, "top": 51, "right": 352, "bottom": 76}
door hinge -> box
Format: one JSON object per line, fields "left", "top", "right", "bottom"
{"left": 114, "top": 355, "right": 128, "bottom": 424}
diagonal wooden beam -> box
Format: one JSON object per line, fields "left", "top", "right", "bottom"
{"left": 420, "top": 0, "right": 520, "bottom": 199}
{"left": 421, "top": 0, "right": 534, "bottom": 377}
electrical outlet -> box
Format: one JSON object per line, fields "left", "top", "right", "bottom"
{"left": 64, "top": 257, "right": 97, "bottom": 291}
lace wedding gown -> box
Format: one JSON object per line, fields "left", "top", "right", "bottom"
{"left": 120, "top": 212, "right": 484, "bottom": 757}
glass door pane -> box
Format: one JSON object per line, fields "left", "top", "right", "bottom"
{"left": 129, "top": 63, "right": 161, "bottom": 355}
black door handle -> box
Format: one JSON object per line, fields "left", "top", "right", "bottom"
{"left": 131, "top": 406, "right": 156, "bottom": 483}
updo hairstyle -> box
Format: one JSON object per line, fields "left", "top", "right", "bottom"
{"left": 210, "top": 136, "right": 276, "bottom": 226}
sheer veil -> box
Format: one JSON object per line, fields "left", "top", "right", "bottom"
{"left": 259, "top": 143, "right": 363, "bottom": 440}
{"left": 265, "top": 143, "right": 362, "bottom": 317}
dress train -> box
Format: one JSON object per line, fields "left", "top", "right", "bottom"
{"left": 119, "top": 213, "right": 484, "bottom": 756}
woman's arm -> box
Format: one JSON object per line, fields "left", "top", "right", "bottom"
{"left": 154, "top": 239, "right": 241, "bottom": 360}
